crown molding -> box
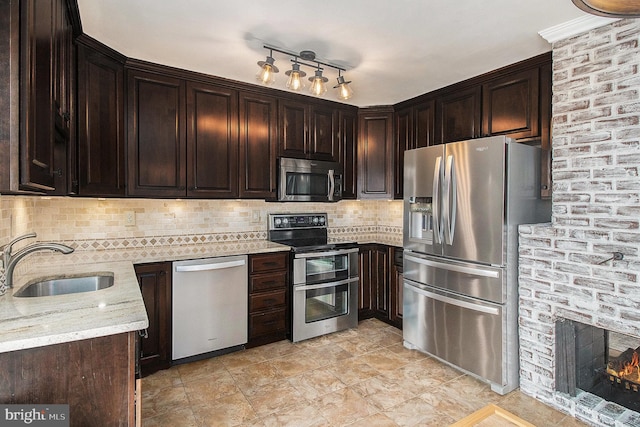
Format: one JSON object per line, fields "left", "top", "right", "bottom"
{"left": 539, "top": 15, "right": 620, "bottom": 43}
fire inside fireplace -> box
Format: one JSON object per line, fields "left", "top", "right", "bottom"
{"left": 604, "top": 339, "right": 640, "bottom": 394}
{"left": 556, "top": 320, "right": 640, "bottom": 412}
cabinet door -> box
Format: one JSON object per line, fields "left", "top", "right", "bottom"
{"left": 20, "top": 0, "right": 56, "bottom": 191}
{"left": 373, "top": 246, "right": 390, "bottom": 319}
{"left": 51, "top": 0, "right": 74, "bottom": 194}
{"left": 309, "top": 105, "right": 338, "bottom": 161}
{"left": 394, "top": 107, "right": 412, "bottom": 199}
{"left": 186, "top": 81, "right": 238, "bottom": 198}
{"left": 77, "top": 40, "right": 125, "bottom": 196}
{"left": 127, "top": 70, "right": 186, "bottom": 197}
{"left": 135, "top": 262, "right": 172, "bottom": 377}
{"left": 414, "top": 100, "right": 435, "bottom": 148}
{"left": 358, "top": 108, "right": 394, "bottom": 199}
{"left": 358, "top": 245, "right": 374, "bottom": 319}
{"left": 390, "top": 247, "right": 403, "bottom": 328}
{"left": 482, "top": 68, "right": 539, "bottom": 139}
{"left": 338, "top": 108, "right": 358, "bottom": 200}
{"left": 438, "top": 86, "right": 481, "bottom": 144}
{"left": 279, "top": 99, "right": 308, "bottom": 158}
{"left": 539, "top": 61, "right": 552, "bottom": 199}
{"left": 239, "top": 92, "right": 278, "bottom": 199}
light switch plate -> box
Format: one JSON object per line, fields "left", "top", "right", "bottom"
{"left": 125, "top": 211, "right": 136, "bottom": 226}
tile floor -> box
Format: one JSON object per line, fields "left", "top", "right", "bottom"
{"left": 142, "top": 319, "right": 587, "bottom": 427}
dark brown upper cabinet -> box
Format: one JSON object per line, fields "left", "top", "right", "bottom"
{"left": 77, "top": 36, "right": 126, "bottom": 196}
{"left": 438, "top": 86, "right": 482, "bottom": 144}
{"left": 239, "top": 92, "right": 278, "bottom": 199}
{"left": 338, "top": 107, "right": 358, "bottom": 200}
{"left": 394, "top": 100, "right": 435, "bottom": 198}
{"left": 279, "top": 99, "right": 338, "bottom": 162}
{"left": 186, "top": 81, "right": 239, "bottom": 198}
{"left": 18, "top": 0, "right": 74, "bottom": 193}
{"left": 482, "top": 68, "right": 539, "bottom": 139}
{"left": 358, "top": 107, "right": 394, "bottom": 199}
{"left": 127, "top": 69, "right": 186, "bottom": 198}
{"left": 414, "top": 101, "right": 436, "bottom": 148}
{"left": 127, "top": 66, "right": 240, "bottom": 199}
{"left": 394, "top": 107, "right": 411, "bottom": 199}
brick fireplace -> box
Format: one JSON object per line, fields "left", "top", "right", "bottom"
{"left": 518, "top": 18, "right": 640, "bottom": 427}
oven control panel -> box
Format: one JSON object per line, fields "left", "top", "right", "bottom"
{"left": 269, "top": 213, "right": 327, "bottom": 230}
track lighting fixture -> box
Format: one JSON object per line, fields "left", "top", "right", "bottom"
{"left": 334, "top": 71, "right": 353, "bottom": 101}
{"left": 256, "top": 49, "right": 278, "bottom": 85}
{"left": 309, "top": 68, "right": 328, "bottom": 96}
{"left": 256, "top": 45, "right": 354, "bottom": 100}
{"left": 285, "top": 61, "right": 306, "bottom": 91}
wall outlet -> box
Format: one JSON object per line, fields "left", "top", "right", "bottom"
{"left": 125, "top": 211, "right": 136, "bottom": 227}
{"left": 251, "top": 210, "right": 261, "bottom": 223}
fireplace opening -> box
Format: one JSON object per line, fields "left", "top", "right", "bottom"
{"left": 555, "top": 319, "right": 640, "bottom": 412}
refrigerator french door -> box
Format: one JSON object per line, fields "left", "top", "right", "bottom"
{"left": 402, "top": 135, "right": 550, "bottom": 395}
{"left": 404, "top": 136, "right": 510, "bottom": 266}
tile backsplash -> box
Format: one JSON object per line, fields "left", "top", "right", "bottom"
{"left": 0, "top": 196, "right": 403, "bottom": 252}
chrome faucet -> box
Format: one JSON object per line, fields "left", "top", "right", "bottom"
{"left": 3, "top": 240, "right": 74, "bottom": 289}
{"left": 2, "top": 232, "right": 37, "bottom": 268}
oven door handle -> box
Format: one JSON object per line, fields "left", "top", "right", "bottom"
{"left": 294, "top": 277, "right": 359, "bottom": 291}
{"left": 404, "top": 280, "right": 500, "bottom": 315}
{"left": 295, "top": 247, "right": 359, "bottom": 259}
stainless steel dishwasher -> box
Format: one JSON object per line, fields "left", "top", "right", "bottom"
{"left": 172, "top": 255, "right": 248, "bottom": 362}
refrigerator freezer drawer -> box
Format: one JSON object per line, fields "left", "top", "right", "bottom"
{"left": 404, "top": 251, "right": 505, "bottom": 304}
{"left": 403, "top": 279, "right": 504, "bottom": 386}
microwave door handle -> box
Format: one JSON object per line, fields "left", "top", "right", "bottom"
{"left": 328, "top": 169, "right": 335, "bottom": 201}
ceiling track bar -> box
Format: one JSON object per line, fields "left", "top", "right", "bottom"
{"left": 263, "top": 44, "right": 346, "bottom": 72}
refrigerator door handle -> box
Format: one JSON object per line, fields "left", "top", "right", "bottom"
{"left": 443, "top": 154, "right": 457, "bottom": 245}
{"left": 446, "top": 154, "right": 457, "bottom": 244}
{"left": 433, "top": 156, "right": 443, "bottom": 244}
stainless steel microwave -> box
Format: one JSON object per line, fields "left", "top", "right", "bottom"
{"left": 277, "top": 157, "right": 343, "bottom": 202}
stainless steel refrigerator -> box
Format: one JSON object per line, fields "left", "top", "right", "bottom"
{"left": 402, "top": 135, "right": 550, "bottom": 394}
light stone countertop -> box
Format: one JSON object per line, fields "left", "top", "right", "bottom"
{"left": 0, "top": 240, "right": 292, "bottom": 353}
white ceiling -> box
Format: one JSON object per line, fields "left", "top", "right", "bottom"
{"left": 77, "top": 0, "right": 590, "bottom": 107}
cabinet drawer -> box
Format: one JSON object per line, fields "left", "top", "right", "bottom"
{"left": 250, "top": 271, "right": 287, "bottom": 292}
{"left": 250, "top": 252, "right": 288, "bottom": 274}
{"left": 249, "top": 309, "right": 286, "bottom": 337}
{"left": 250, "top": 290, "right": 286, "bottom": 312}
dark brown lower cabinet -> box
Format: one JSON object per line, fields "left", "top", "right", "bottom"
{"left": 359, "top": 244, "right": 403, "bottom": 329}
{"left": 247, "top": 252, "right": 289, "bottom": 348}
{"left": 0, "top": 332, "right": 137, "bottom": 426}
{"left": 389, "top": 247, "right": 403, "bottom": 329}
{"left": 135, "top": 262, "right": 172, "bottom": 377}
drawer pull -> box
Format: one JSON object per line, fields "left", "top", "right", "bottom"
{"left": 263, "top": 320, "right": 281, "bottom": 326}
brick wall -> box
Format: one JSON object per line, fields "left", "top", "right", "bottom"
{"left": 519, "top": 19, "right": 640, "bottom": 426}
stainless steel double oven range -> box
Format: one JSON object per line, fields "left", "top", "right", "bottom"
{"left": 268, "top": 213, "right": 359, "bottom": 342}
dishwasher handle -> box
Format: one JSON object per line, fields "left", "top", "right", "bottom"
{"left": 175, "top": 259, "right": 246, "bottom": 273}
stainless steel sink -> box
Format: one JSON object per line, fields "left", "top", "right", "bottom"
{"left": 14, "top": 273, "right": 114, "bottom": 297}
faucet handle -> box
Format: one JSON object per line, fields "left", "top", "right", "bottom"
{"left": 2, "top": 232, "right": 37, "bottom": 265}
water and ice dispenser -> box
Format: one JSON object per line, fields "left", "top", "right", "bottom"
{"left": 408, "top": 197, "right": 434, "bottom": 244}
